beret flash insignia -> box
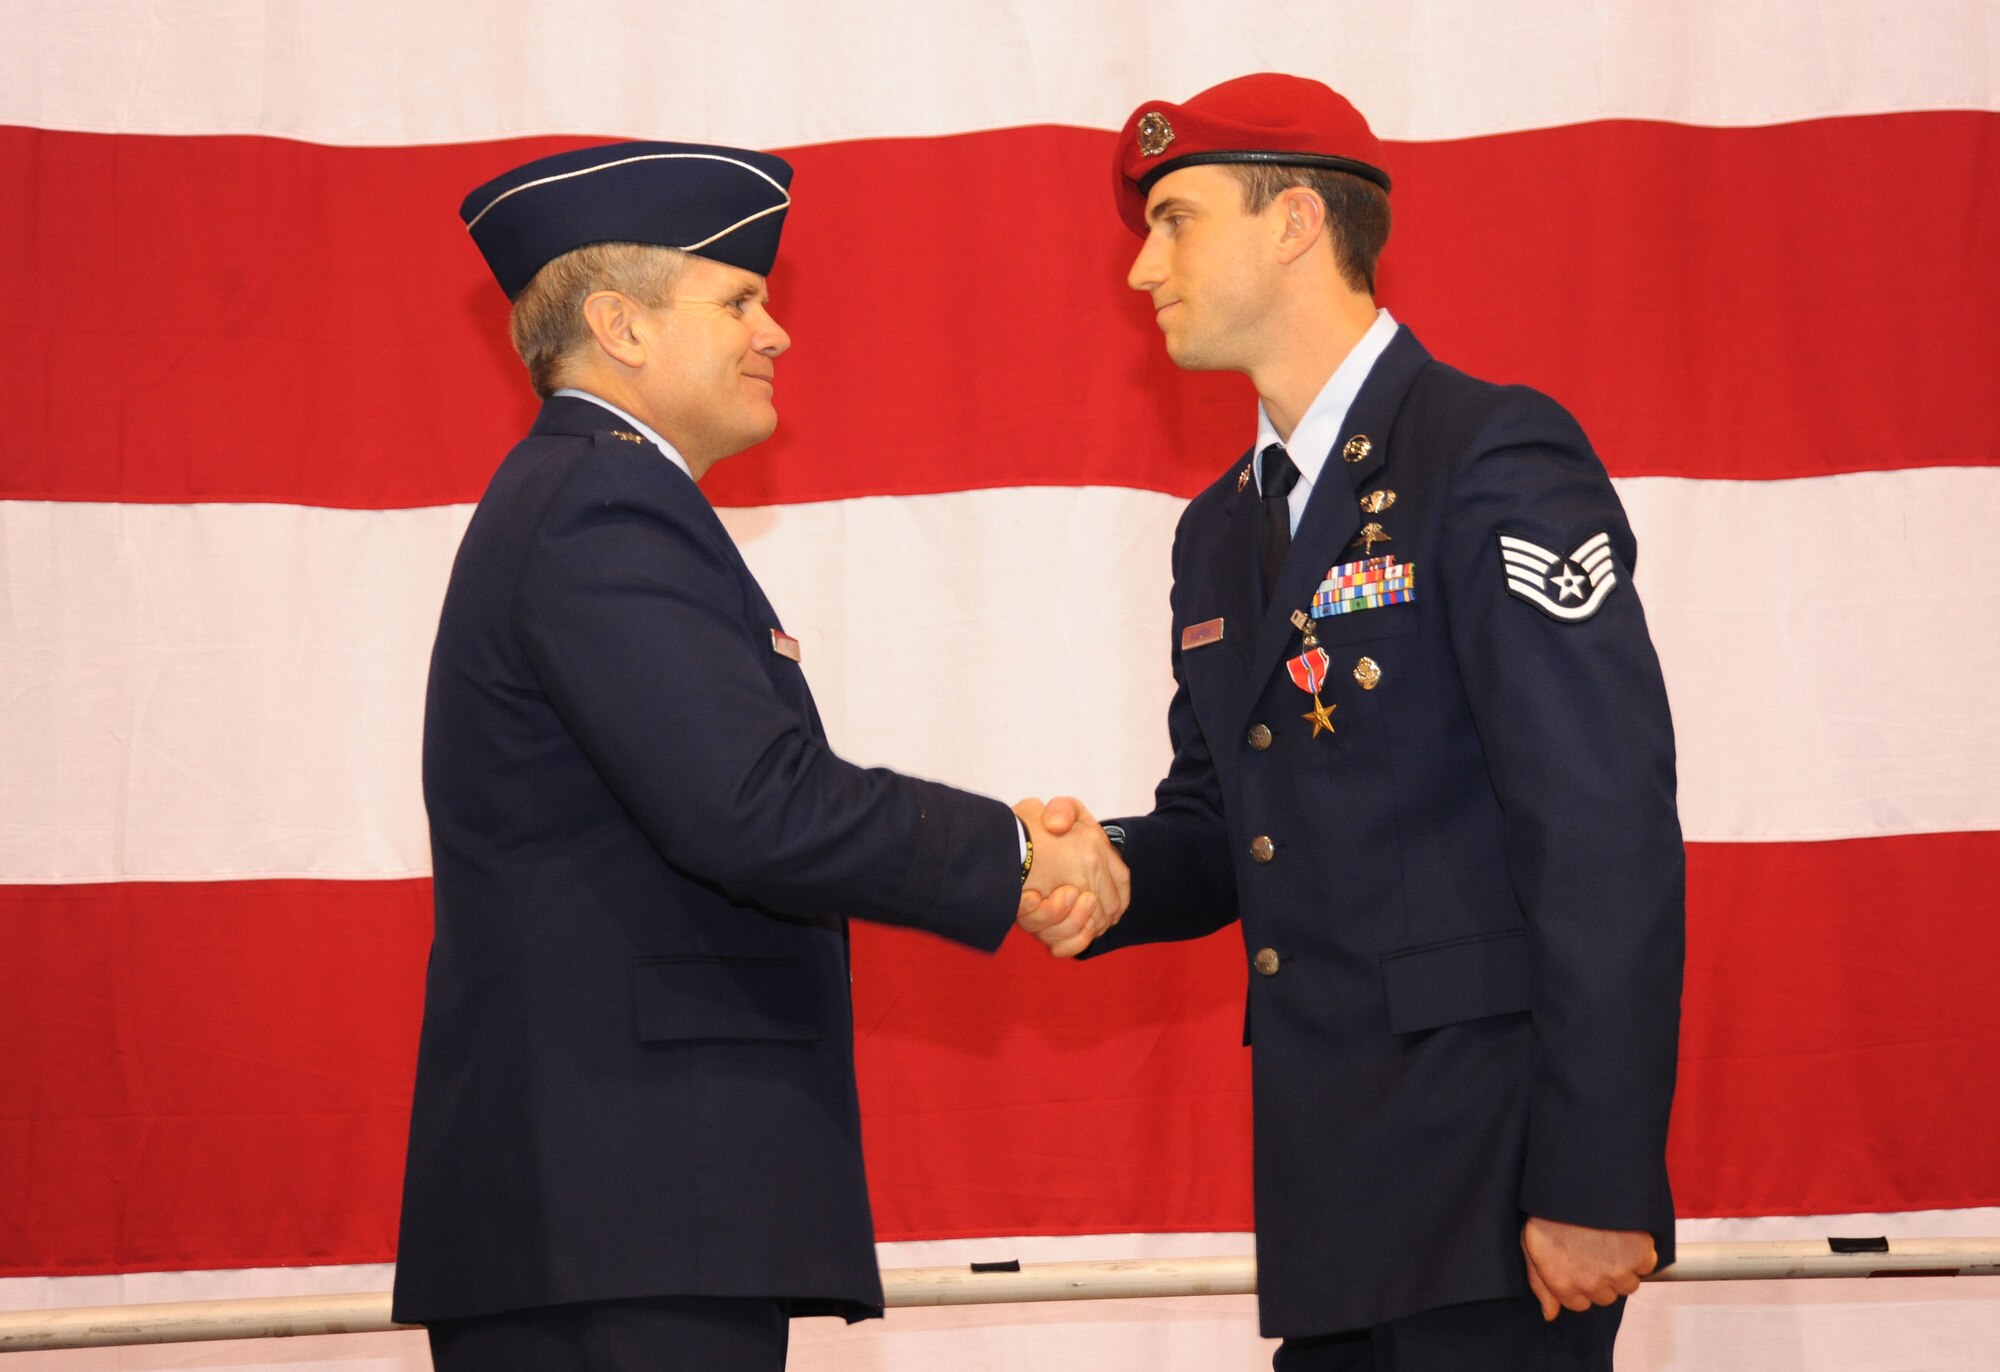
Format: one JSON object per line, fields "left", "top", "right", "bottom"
{"left": 1137, "top": 112, "right": 1176, "bottom": 158}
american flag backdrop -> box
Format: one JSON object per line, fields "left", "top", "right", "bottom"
{"left": 2, "top": 2, "right": 1997, "bottom": 1368}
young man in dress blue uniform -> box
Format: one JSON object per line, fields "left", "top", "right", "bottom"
{"left": 392, "top": 141, "right": 1127, "bottom": 1371}
{"left": 1042, "top": 75, "right": 1686, "bottom": 1369}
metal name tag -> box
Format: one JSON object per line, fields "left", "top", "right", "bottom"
{"left": 1181, "top": 618, "right": 1225, "bottom": 651}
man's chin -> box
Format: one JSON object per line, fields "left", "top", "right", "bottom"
{"left": 734, "top": 412, "right": 781, "bottom": 454}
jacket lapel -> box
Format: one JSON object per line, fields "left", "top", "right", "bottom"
{"left": 1203, "top": 449, "right": 1261, "bottom": 681}
{"left": 1240, "top": 328, "right": 1432, "bottom": 725}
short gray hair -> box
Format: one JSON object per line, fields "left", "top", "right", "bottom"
{"left": 508, "top": 242, "right": 689, "bottom": 397}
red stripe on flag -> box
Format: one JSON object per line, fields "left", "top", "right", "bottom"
{"left": 1670, "top": 831, "right": 2000, "bottom": 1219}
{"left": 5, "top": 831, "right": 1999, "bottom": 1275}
{"left": 854, "top": 923, "right": 1256, "bottom": 1244}
{"left": 0, "top": 880, "right": 432, "bottom": 1277}
{"left": 1, "top": 113, "right": 1994, "bottom": 509}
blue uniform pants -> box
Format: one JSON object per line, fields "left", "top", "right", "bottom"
{"left": 1274, "top": 1294, "right": 1623, "bottom": 1371}
{"left": 426, "top": 1293, "right": 791, "bottom": 1371}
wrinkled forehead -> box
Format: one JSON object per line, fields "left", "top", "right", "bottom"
{"left": 678, "top": 254, "right": 772, "bottom": 299}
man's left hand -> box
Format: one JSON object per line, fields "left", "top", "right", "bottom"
{"left": 1520, "top": 1216, "right": 1656, "bottom": 1321}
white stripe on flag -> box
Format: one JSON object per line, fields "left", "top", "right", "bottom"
{"left": 4, "top": 467, "right": 1998, "bottom": 881}
{"left": 1, "top": 0, "right": 1994, "bottom": 146}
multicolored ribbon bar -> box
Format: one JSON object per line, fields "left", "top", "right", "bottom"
{"left": 1311, "top": 556, "right": 1418, "bottom": 617}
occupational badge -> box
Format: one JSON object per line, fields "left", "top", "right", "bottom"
{"left": 1350, "top": 521, "right": 1391, "bottom": 556}
{"left": 1498, "top": 532, "right": 1619, "bottom": 622}
{"left": 1286, "top": 617, "right": 1337, "bottom": 739}
{"left": 1312, "top": 555, "right": 1416, "bottom": 618}
{"left": 1359, "top": 489, "right": 1396, "bottom": 515}
{"left": 1137, "top": 112, "right": 1176, "bottom": 157}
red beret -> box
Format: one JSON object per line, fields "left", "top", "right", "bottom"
{"left": 1112, "top": 73, "right": 1391, "bottom": 236}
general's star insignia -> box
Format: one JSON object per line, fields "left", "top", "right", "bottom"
{"left": 1499, "top": 532, "right": 1620, "bottom": 621}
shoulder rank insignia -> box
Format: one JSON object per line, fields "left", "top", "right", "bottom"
{"left": 608, "top": 429, "right": 646, "bottom": 444}
{"left": 1498, "top": 532, "right": 1619, "bottom": 621}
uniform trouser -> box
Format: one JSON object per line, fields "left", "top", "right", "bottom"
{"left": 425, "top": 1294, "right": 791, "bottom": 1372}
{"left": 1273, "top": 1294, "right": 1623, "bottom": 1372}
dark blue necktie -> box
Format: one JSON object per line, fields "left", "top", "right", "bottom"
{"left": 1260, "top": 442, "right": 1301, "bottom": 605}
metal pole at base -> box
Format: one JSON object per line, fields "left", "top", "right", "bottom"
{"left": 3, "top": 1240, "right": 1998, "bottom": 1353}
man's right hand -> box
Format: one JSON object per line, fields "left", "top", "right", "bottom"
{"left": 1013, "top": 797, "right": 1128, "bottom": 958}
{"left": 1520, "top": 1217, "right": 1657, "bottom": 1320}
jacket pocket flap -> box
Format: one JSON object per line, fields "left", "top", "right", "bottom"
{"left": 634, "top": 956, "right": 823, "bottom": 1044}
{"left": 1380, "top": 930, "right": 1532, "bottom": 1035}
{"left": 1305, "top": 602, "right": 1422, "bottom": 646}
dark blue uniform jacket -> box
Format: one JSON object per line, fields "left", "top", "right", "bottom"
{"left": 1095, "top": 328, "right": 1685, "bottom": 1338}
{"left": 393, "top": 395, "right": 1019, "bottom": 1324}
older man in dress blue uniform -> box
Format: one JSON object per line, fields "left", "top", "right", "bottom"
{"left": 391, "top": 141, "right": 1127, "bottom": 1371}
{"left": 1040, "top": 75, "right": 1686, "bottom": 1370}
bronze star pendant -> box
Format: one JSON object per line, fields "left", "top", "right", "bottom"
{"left": 1301, "top": 692, "right": 1337, "bottom": 739}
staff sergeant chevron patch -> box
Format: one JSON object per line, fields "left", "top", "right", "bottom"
{"left": 1498, "top": 532, "right": 1620, "bottom": 621}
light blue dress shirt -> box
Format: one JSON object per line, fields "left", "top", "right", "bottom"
{"left": 1253, "top": 308, "right": 1400, "bottom": 536}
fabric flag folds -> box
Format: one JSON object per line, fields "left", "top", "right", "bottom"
{"left": 2, "top": 2, "right": 1997, "bottom": 1368}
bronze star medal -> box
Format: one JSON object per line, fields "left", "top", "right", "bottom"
{"left": 1284, "top": 613, "right": 1337, "bottom": 739}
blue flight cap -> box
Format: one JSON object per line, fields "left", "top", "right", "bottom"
{"left": 461, "top": 141, "right": 795, "bottom": 299}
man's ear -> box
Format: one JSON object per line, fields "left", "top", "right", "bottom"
{"left": 580, "top": 290, "right": 648, "bottom": 369}
{"left": 1273, "top": 186, "right": 1328, "bottom": 266}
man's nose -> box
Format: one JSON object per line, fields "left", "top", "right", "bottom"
{"left": 758, "top": 312, "right": 791, "bottom": 358}
{"left": 1127, "top": 237, "right": 1164, "bottom": 293}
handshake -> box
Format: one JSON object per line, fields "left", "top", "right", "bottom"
{"left": 1012, "top": 796, "right": 1129, "bottom": 958}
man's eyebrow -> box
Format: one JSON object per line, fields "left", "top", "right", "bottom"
{"left": 1147, "top": 197, "right": 1195, "bottom": 223}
